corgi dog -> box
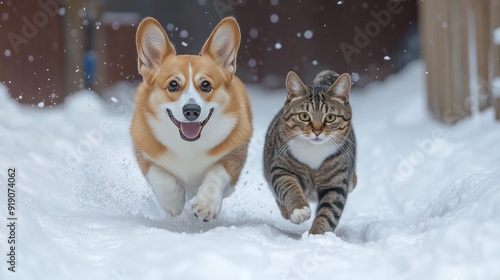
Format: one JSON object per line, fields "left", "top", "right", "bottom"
{"left": 130, "top": 17, "right": 253, "bottom": 221}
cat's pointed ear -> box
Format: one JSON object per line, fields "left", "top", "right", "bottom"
{"left": 286, "top": 71, "right": 308, "bottom": 101}
{"left": 326, "top": 73, "right": 351, "bottom": 102}
{"left": 201, "top": 17, "right": 241, "bottom": 77}
{"left": 136, "top": 17, "right": 175, "bottom": 83}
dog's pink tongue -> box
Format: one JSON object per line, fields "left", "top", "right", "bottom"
{"left": 180, "top": 122, "right": 202, "bottom": 139}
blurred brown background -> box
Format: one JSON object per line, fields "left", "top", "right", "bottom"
{"left": 0, "top": 0, "right": 498, "bottom": 123}
{"left": 0, "top": 0, "right": 418, "bottom": 104}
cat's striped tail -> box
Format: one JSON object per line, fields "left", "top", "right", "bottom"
{"left": 312, "top": 70, "right": 340, "bottom": 87}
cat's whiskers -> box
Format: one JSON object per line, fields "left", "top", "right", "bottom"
{"left": 328, "top": 136, "right": 352, "bottom": 164}
{"left": 292, "top": 135, "right": 308, "bottom": 152}
{"left": 337, "top": 138, "right": 353, "bottom": 163}
{"left": 328, "top": 137, "right": 344, "bottom": 162}
{"left": 342, "top": 139, "right": 355, "bottom": 161}
{"left": 273, "top": 133, "right": 303, "bottom": 160}
{"left": 336, "top": 134, "right": 356, "bottom": 159}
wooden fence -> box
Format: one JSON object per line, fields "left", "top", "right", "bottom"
{"left": 1, "top": 1, "right": 419, "bottom": 106}
{"left": 419, "top": 0, "right": 500, "bottom": 123}
{"left": 0, "top": 1, "right": 139, "bottom": 106}
{"left": 0, "top": 0, "right": 75, "bottom": 106}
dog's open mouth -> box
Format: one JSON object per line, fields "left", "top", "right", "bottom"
{"left": 167, "top": 108, "right": 214, "bottom": 142}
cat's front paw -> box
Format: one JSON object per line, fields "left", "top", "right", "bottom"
{"left": 290, "top": 206, "right": 311, "bottom": 224}
{"left": 192, "top": 191, "right": 222, "bottom": 222}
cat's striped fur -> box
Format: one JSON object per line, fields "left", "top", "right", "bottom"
{"left": 263, "top": 70, "right": 357, "bottom": 235}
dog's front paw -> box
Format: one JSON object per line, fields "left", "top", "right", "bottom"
{"left": 163, "top": 199, "right": 185, "bottom": 217}
{"left": 155, "top": 188, "right": 185, "bottom": 217}
{"left": 192, "top": 190, "right": 222, "bottom": 222}
{"left": 290, "top": 206, "right": 311, "bottom": 224}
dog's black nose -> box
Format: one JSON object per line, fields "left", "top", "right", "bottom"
{"left": 182, "top": 104, "right": 201, "bottom": 121}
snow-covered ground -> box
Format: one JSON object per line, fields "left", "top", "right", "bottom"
{"left": 1, "top": 61, "right": 500, "bottom": 280}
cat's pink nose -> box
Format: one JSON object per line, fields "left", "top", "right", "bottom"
{"left": 313, "top": 130, "right": 322, "bottom": 136}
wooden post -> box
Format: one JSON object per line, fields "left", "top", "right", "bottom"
{"left": 496, "top": 98, "right": 500, "bottom": 120}
{"left": 492, "top": 0, "right": 500, "bottom": 120}
{"left": 455, "top": 0, "right": 472, "bottom": 119}
{"left": 419, "top": 0, "right": 471, "bottom": 124}
{"left": 63, "top": 0, "right": 85, "bottom": 94}
{"left": 474, "top": 0, "right": 492, "bottom": 111}
{"left": 492, "top": 0, "right": 500, "bottom": 78}
{"left": 419, "top": 0, "right": 436, "bottom": 119}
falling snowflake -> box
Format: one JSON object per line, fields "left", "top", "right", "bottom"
{"left": 111, "top": 21, "right": 120, "bottom": 30}
{"left": 352, "top": 72, "right": 360, "bottom": 82}
{"left": 304, "top": 30, "right": 313, "bottom": 39}
{"left": 180, "top": 30, "right": 189, "bottom": 38}
{"left": 270, "top": 14, "right": 279, "bottom": 23}
{"left": 249, "top": 28, "right": 258, "bottom": 39}
{"left": 248, "top": 59, "right": 257, "bottom": 67}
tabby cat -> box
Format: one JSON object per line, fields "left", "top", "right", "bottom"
{"left": 263, "top": 70, "right": 357, "bottom": 235}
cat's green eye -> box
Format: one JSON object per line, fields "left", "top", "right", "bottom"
{"left": 325, "top": 114, "right": 336, "bottom": 123}
{"left": 298, "top": 112, "right": 310, "bottom": 122}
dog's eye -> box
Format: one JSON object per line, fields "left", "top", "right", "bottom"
{"left": 168, "top": 81, "right": 179, "bottom": 92}
{"left": 200, "top": 81, "right": 212, "bottom": 93}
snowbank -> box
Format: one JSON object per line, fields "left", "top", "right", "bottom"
{"left": 1, "top": 61, "right": 499, "bottom": 280}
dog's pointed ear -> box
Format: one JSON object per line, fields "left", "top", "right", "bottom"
{"left": 286, "top": 71, "right": 308, "bottom": 101}
{"left": 326, "top": 73, "right": 352, "bottom": 102}
{"left": 136, "top": 17, "right": 175, "bottom": 83}
{"left": 201, "top": 17, "right": 241, "bottom": 78}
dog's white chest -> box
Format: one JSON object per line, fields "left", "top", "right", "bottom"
{"left": 150, "top": 151, "right": 219, "bottom": 193}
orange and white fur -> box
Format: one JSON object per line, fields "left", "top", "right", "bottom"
{"left": 130, "top": 17, "right": 253, "bottom": 221}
